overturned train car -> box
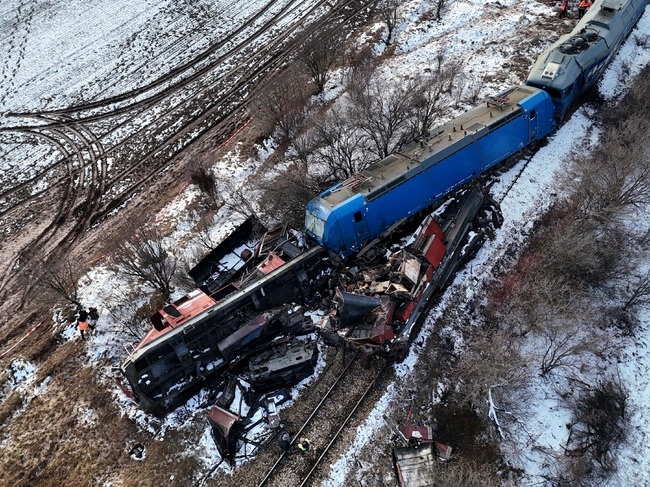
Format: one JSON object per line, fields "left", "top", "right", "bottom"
{"left": 120, "top": 236, "right": 330, "bottom": 413}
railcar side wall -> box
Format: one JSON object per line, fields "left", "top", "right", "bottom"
{"left": 318, "top": 90, "right": 554, "bottom": 258}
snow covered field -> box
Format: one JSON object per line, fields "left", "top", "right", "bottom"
{"left": 1, "top": 0, "right": 649, "bottom": 485}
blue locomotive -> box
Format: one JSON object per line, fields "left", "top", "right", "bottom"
{"left": 527, "top": 0, "right": 647, "bottom": 119}
{"left": 305, "top": 85, "right": 556, "bottom": 258}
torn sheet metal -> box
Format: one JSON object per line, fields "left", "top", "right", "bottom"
{"left": 207, "top": 405, "right": 242, "bottom": 462}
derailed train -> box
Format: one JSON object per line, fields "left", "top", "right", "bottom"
{"left": 120, "top": 0, "right": 647, "bottom": 413}
{"left": 527, "top": 0, "right": 647, "bottom": 119}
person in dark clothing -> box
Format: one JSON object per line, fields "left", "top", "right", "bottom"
{"left": 77, "top": 308, "right": 95, "bottom": 340}
{"left": 578, "top": 0, "right": 589, "bottom": 18}
{"left": 559, "top": 0, "right": 568, "bottom": 17}
{"left": 278, "top": 432, "right": 291, "bottom": 453}
{"left": 88, "top": 307, "right": 99, "bottom": 321}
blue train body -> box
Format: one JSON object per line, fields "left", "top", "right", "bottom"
{"left": 305, "top": 86, "right": 556, "bottom": 258}
{"left": 526, "top": 0, "right": 647, "bottom": 119}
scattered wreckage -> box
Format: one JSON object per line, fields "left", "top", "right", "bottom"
{"left": 120, "top": 221, "right": 330, "bottom": 413}
{"left": 120, "top": 186, "right": 501, "bottom": 424}
{"left": 329, "top": 185, "right": 502, "bottom": 360}
{"left": 393, "top": 421, "right": 453, "bottom": 487}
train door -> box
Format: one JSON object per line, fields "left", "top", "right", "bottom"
{"left": 353, "top": 210, "right": 369, "bottom": 241}
{"left": 528, "top": 108, "right": 539, "bottom": 141}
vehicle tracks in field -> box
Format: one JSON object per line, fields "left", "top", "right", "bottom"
{"left": 0, "top": 0, "right": 377, "bottom": 298}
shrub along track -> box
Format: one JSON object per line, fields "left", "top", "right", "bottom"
{"left": 0, "top": 0, "right": 378, "bottom": 303}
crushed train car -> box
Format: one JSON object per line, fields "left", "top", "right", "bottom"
{"left": 332, "top": 185, "right": 502, "bottom": 358}
{"left": 393, "top": 422, "right": 452, "bottom": 487}
{"left": 120, "top": 225, "right": 331, "bottom": 413}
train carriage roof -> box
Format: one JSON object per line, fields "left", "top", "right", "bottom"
{"left": 317, "top": 86, "right": 539, "bottom": 209}
{"left": 527, "top": 0, "right": 646, "bottom": 92}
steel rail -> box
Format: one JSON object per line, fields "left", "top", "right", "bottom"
{"left": 256, "top": 352, "right": 360, "bottom": 487}
{"left": 299, "top": 361, "right": 388, "bottom": 487}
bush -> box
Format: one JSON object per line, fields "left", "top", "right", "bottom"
{"left": 564, "top": 376, "right": 630, "bottom": 478}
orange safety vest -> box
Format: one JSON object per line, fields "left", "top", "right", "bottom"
{"left": 78, "top": 320, "right": 89, "bottom": 331}
{"left": 579, "top": 0, "right": 589, "bottom": 7}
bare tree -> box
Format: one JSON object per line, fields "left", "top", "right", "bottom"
{"left": 258, "top": 162, "right": 319, "bottom": 227}
{"left": 433, "top": 0, "right": 448, "bottom": 21}
{"left": 220, "top": 179, "right": 258, "bottom": 220}
{"left": 190, "top": 162, "right": 221, "bottom": 209}
{"left": 564, "top": 376, "right": 630, "bottom": 478}
{"left": 540, "top": 216, "right": 624, "bottom": 288}
{"left": 349, "top": 74, "right": 413, "bottom": 159}
{"left": 562, "top": 113, "right": 650, "bottom": 222}
{"left": 405, "top": 71, "right": 446, "bottom": 139}
{"left": 539, "top": 322, "right": 599, "bottom": 377}
{"left": 101, "top": 288, "right": 155, "bottom": 341}
{"left": 299, "top": 27, "right": 345, "bottom": 94}
{"left": 609, "top": 269, "right": 650, "bottom": 333}
{"left": 40, "top": 257, "right": 84, "bottom": 307}
{"left": 620, "top": 269, "right": 650, "bottom": 311}
{"left": 310, "top": 106, "right": 372, "bottom": 180}
{"left": 251, "top": 67, "right": 311, "bottom": 144}
{"left": 378, "top": 0, "right": 401, "bottom": 46}
{"left": 111, "top": 223, "right": 178, "bottom": 301}
{"left": 452, "top": 324, "right": 530, "bottom": 435}
{"left": 192, "top": 213, "right": 220, "bottom": 252}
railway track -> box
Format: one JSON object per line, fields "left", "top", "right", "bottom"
{"left": 253, "top": 352, "right": 390, "bottom": 487}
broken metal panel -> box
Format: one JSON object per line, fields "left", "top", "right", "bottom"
{"left": 217, "top": 315, "right": 281, "bottom": 362}
{"left": 423, "top": 234, "right": 446, "bottom": 269}
{"left": 149, "top": 289, "right": 217, "bottom": 333}
{"left": 394, "top": 443, "right": 437, "bottom": 487}
{"left": 341, "top": 296, "right": 395, "bottom": 344}
{"left": 399, "top": 424, "right": 434, "bottom": 443}
{"left": 257, "top": 252, "right": 286, "bottom": 275}
{"left": 410, "top": 215, "right": 447, "bottom": 269}
{"left": 248, "top": 339, "right": 318, "bottom": 391}
{"left": 189, "top": 216, "right": 266, "bottom": 293}
{"left": 335, "top": 289, "right": 382, "bottom": 327}
{"left": 264, "top": 397, "right": 280, "bottom": 429}
{"left": 395, "top": 251, "right": 421, "bottom": 285}
{"left": 434, "top": 442, "right": 453, "bottom": 461}
{"left": 207, "top": 405, "right": 242, "bottom": 462}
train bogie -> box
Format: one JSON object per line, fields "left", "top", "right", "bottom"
{"left": 527, "top": 0, "right": 647, "bottom": 119}
{"left": 305, "top": 86, "right": 554, "bottom": 259}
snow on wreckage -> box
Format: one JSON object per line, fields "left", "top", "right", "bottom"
{"left": 119, "top": 97, "right": 514, "bottom": 427}
{"left": 120, "top": 80, "right": 540, "bottom": 414}
{"left": 119, "top": 88, "right": 554, "bottom": 459}
{"left": 117, "top": 0, "right": 647, "bottom": 472}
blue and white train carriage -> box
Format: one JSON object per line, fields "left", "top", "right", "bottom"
{"left": 527, "top": 0, "right": 648, "bottom": 119}
{"left": 305, "top": 85, "right": 556, "bottom": 258}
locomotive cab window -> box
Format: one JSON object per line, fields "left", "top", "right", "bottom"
{"left": 529, "top": 109, "right": 536, "bottom": 119}
{"left": 353, "top": 211, "right": 364, "bottom": 223}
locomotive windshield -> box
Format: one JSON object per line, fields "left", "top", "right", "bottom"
{"left": 305, "top": 210, "right": 325, "bottom": 239}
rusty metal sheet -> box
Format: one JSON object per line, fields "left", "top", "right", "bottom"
{"left": 394, "top": 443, "right": 436, "bottom": 487}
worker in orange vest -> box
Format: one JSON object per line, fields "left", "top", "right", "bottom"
{"left": 77, "top": 308, "right": 95, "bottom": 340}
{"left": 578, "top": 0, "right": 589, "bottom": 18}
{"left": 559, "top": 0, "right": 569, "bottom": 17}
